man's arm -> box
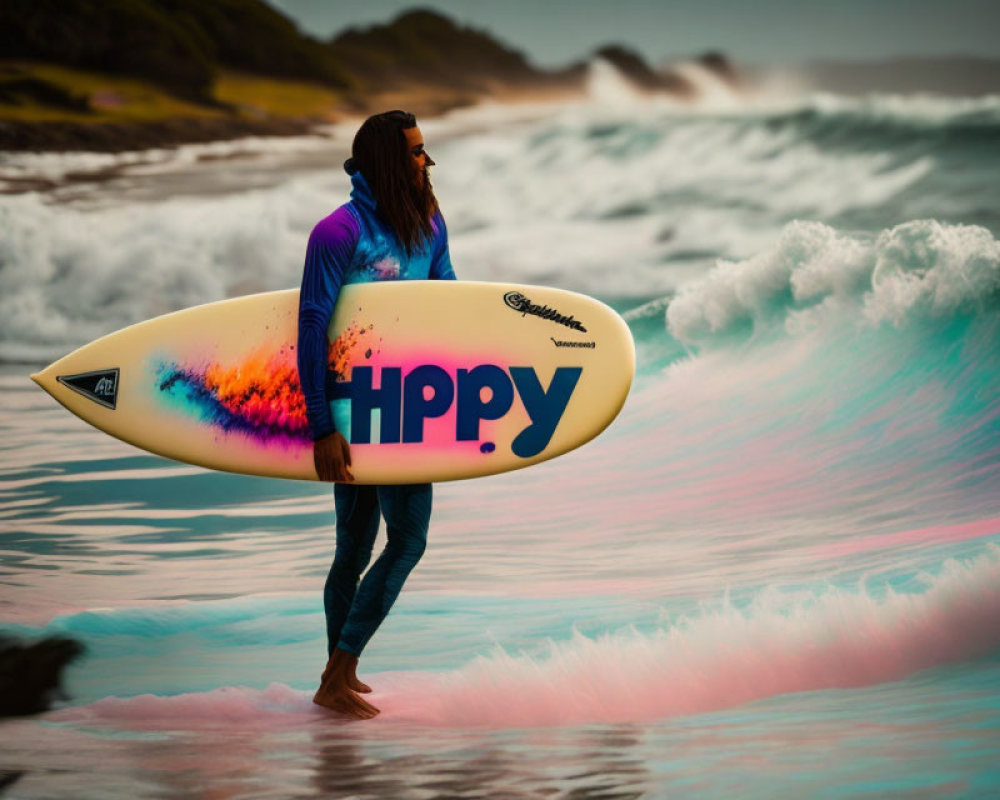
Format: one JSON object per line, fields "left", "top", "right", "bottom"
{"left": 298, "top": 207, "right": 359, "bottom": 480}
{"left": 429, "top": 212, "right": 456, "bottom": 280}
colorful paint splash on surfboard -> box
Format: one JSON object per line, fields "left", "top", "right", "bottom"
{"left": 153, "top": 324, "right": 376, "bottom": 443}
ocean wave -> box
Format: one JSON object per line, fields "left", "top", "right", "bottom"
{"left": 796, "top": 92, "right": 1000, "bottom": 130}
{"left": 0, "top": 184, "right": 329, "bottom": 360}
{"left": 582, "top": 55, "right": 1000, "bottom": 126}
{"left": 383, "top": 547, "right": 1000, "bottom": 727}
{"left": 53, "top": 547, "right": 1000, "bottom": 730}
{"left": 666, "top": 219, "right": 1000, "bottom": 343}
{"left": 2, "top": 84, "right": 997, "bottom": 361}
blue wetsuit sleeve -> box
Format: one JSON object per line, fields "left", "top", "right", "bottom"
{"left": 429, "top": 212, "right": 457, "bottom": 280}
{"left": 297, "top": 207, "right": 359, "bottom": 441}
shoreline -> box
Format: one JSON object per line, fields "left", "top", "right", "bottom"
{"left": 0, "top": 115, "right": 331, "bottom": 155}
{"left": 0, "top": 83, "right": 585, "bottom": 155}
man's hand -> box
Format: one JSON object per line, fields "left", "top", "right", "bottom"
{"left": 314, "top": 432, "right": 353, "bottom": 482}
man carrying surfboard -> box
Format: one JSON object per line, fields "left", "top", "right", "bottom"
{"left": 297, "top": 110, "right": 456, "bottom": 719}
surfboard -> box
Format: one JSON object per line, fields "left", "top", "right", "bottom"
{"left": 31, "top": 282, "right": 634, "bottom": 483}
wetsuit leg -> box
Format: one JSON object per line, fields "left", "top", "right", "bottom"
{"left": 324, "top": 484, "right": 380, "bottom": 658}
{"left": 336, "top": 483, "right": 431, "bottom": 656}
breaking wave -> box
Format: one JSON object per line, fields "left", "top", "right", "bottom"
{"left": 54, "top": 548, "right": 1000, "bottom": 730}
{"left": 666, "top": 219, "right": 1000, "bottom": 344}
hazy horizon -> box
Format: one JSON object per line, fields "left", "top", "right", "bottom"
{"left": 270, "top": 0, "right": 999, "bottom": 68}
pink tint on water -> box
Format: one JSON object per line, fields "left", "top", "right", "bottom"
{"left": 55, "top": 550, "right": 1000, "bottom": 731}
{"left": 815, "top": 516, "right": 1000, "bottom": 558}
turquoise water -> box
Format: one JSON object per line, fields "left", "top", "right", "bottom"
{"left": 2, "top": 86, "right": 1000, "bottom": 797}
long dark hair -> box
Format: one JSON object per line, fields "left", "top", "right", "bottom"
{"left": 346, "top": 110, "right": 438, "bottom": 255}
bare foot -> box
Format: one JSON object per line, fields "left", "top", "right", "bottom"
{"left": 346, "top": 656, "right": 372, "bottom": 694}
{"left": 313, "top": 677, "right": 379, "bottom": 719}
{"left": 314, "top": 648, "right": 379, "bottom": 719}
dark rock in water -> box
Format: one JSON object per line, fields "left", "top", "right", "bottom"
{"left": 0, "top": 635, "right": 85, "bottom": 717}
{"left": 0, "top": 771, "right": 24, "bottom": 792}
{"left": 595, "top": 45, "right": 665, "bottom": 91}
{"left": 594, "top": 44, "right": 696, "bottom": 97}
{"left": 695, "top": 52, "right": 741, "bottom": 87}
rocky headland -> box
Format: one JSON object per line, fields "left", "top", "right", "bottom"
{"left": 0, "top": 1, "right": 737, "bottom": 152}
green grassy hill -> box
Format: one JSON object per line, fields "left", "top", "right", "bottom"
{"left": 0, "top": 0, "right": 355, "bottom": 100}
{"left": 0, "top": 2, "right": 693, "bottom": 151}
{"left": 331, "top": 9, "right": 540, "bottom": 91}
{"left": 0, "top": 1, "right": 564, "bottom": 149}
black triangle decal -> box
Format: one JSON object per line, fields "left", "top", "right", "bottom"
{"left": 56, "top": 368, "right": 120, "bottom": 410}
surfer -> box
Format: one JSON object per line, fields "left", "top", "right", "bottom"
{"left": 297, "top": 110, "right": 456, "bottom": 719}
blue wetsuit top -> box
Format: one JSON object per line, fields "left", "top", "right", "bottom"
{"left": 297, "top": 168, "right": 456, "bottom": 441}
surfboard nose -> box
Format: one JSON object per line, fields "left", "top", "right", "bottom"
{"left": 30, "top": 367, "right": 57, "bottom": 399}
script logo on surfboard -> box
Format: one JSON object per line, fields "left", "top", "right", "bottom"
{"left": 503, "top": 291, "right": 587, "bottom": 332}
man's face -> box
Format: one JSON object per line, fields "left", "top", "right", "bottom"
{"left": 403, "top": 126, "right": 434, "bottom": 189}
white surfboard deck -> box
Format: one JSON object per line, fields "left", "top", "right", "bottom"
{"left": 32, "top": 282, "right": 634, "bottom": 483}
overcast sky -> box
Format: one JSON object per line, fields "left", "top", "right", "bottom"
{"left": 270, "top": 0, "right": 999, "bottom": 67}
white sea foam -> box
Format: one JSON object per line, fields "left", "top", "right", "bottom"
{"left": 666, "top": 220, "right": 1000, "bottom": 343}
{"left": 0, "top": 177, "right": 342, "bottom": 357}
{"left": 668, "top": 60, "right": 746, "bottom": 110}
{"left": 0, "top": 126, "right": 348, "bottom": 188}
{"left": 865, "top": 222, "right": 1000, "bottom": 325}
{"left": 806, "top": 91, "right": 1000, "bottom": 127}
{"left": 585, "top": 58, "right": 651, "bottom": 109}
